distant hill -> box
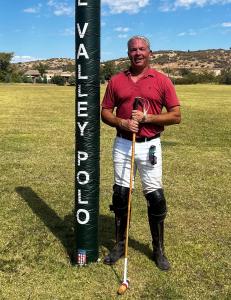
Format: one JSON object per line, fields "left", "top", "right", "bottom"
{"left": 114, "top": 49, "right": 231, "bottom": 75}
{"left": 16, "top": 58, "right": 75, "bottom": 72}
{"left": 15, "top": 49, "right": 231, "bottom": 74}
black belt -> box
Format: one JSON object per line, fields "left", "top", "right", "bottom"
{"left": 117, "top": 133, "right": 160, "bottom": 142}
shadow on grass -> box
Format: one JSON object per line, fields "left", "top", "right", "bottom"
{"left": 15, "top": 186, "right": 76, "bottom": 265}
{"left": 162, "top": 140, "right": 178, "bottom": 147}
{"left": 15, "top": 186, "right": 152, "bottom": 266}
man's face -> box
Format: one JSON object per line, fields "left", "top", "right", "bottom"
{"left": 128, "top": 39, "right": 151, "bottom": 69}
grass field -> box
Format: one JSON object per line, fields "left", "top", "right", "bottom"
{"left": 0, "top": 83, "right": 230, "bottom": 299}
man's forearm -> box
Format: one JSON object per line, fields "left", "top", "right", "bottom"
{"left": 145, "top": 110, "right": 181, "bottom": 126}
{"left": 132, "top": 106, "right": 181, "bottom": 126}
{"left": 101, "top": 109, "right": 122, "bottom": 128}
{"left": 101, "top": 109, "right": 139, "bottom": 132}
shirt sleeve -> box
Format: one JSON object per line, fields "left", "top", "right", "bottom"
{"left": 163, "top": 77, "right": 180, "bottom": 110}
{"left": 101, "top": 79, "right": 116, "bottom": 109}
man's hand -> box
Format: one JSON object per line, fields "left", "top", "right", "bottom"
{"left": 132, "top": 110, "right": 147, "bottom": 123}
{"left": 101, "top": 108, "right": 141, "bottom": 132}
{"left": 132, "top": 106, "right": 181, "bottom": 125}
{"left": 120, "top": 119, "right": 139, "bottom": 132}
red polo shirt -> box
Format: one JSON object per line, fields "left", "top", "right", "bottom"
{"left": 102, "top": 68, "right": 180, "bottom": 138}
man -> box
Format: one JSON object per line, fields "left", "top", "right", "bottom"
{"left": 101, "top": 36, "right": 181, "bottom": 271}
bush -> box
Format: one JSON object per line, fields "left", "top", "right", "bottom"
{"left": 178, "top": 68, "right": 192, "bottom": 76}
{"left": 35, "top": 77, "right": 43, "bottom": 84}
{"left": 21, "top": 76, "right": 33, "bottom": 83}
{"left": 4, "top": 74, "right": 11, "bottom": 83}
{"left": 174, "top": 70, "right": 217, "bottom": 85}
{"left": 2, "top": 72, "right": 23, "bottom": 83}
{"left": 219, "top": 68, "right": 231, "bottom": 85}
{"left": 68, "top": 75, "right": 76, "bottom": 86}
{"left": 43, "top": 76, "right": 48, "bottom": 84}
{"left": 153, "top": 54, "right": 169, "bottom": 65}
{"left": 51, "top": 75, "right": 65, "bottom": 86}
{"left": 100, "top": 61, "right": 117, "bottom": 81}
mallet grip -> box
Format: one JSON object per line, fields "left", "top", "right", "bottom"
{"left": 133, "top": 97, "right": 140, "bottom": 110}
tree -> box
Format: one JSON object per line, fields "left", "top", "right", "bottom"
{"left": 0, "top": 52, "right": 14, "bottom": 82}
{"left": 101, "top": 61, "right": 117, "bottom": 81}
{"left": 22, "top": 75, "right": 33, "bottom": 83}
{"left": 51, "top": 75, "right": 65, "bottom": 86}
{"left": 43, "top": 76, "right": 48, "bottom": 84}
{"left": 35, "top": 62, "right": 48, "bottom": 77}
{"left": 68, "top": 75, "right": 76, "bottom": 86}
{"left": 35, "top": 77, "right": 43, "bottom": 84}
{"left": 219, "top": 68, "right": 231, "bottom": 85}
{"left": 63, "top": 63, "right": 75, "bottom": 72}
{"left": 178, "top": 68, "right": 192, "bottom": 76}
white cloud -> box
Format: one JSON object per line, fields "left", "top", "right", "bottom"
{"left": 118, "top": 34, "right": 129, "bottom": 38}
{"left": 160, "top": 0, "right": 231, "bottom": 11}
{"left": 102, "top": 0, "right": 149, "bottom": 14}
{"left": 23, "top": 4, "right": 42, "bottom": 14}
{"left": 47, "top": 0, "right": 74, "bottom": 16}
{"left": 175, "top": 0, "right": 208, "bottom": 9}
{"left": 177, "top": 32, "right": 186, "bottom": 36}
{"left": 61, "top": 28, "right": 74, "bottom": 36}
{"left": 177, "top": 29, "right": 197, "bottom": 36}
{"left": 12, "top": 55, "right": 41, "bottom": 63}
{"left": 222, "top": 22, "right": 231, "bottom": 27}
{"left": 114, "top": 27, "right": 130, "bottom": 32}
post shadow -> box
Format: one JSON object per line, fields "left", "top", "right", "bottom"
{"left": 15, "top": 186, "right": 152, "bottom": 265}
{"left": 15, "top": 186, "right": 76, "bottom": 264}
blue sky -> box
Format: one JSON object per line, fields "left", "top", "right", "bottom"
{"left": 0, "top": 0, "right": 230, "bottom": 63}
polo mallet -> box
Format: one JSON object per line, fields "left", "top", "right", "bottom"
{"left": 117, "top": 97, "right": 140, "bottom": 295}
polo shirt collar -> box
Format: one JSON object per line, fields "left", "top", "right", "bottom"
{"left": 124, "top": 67, "right": 155, "bottom": 78}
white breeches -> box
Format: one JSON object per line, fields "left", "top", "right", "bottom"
{"left": 113, "top": 136, "right": 163, "bottom": 195}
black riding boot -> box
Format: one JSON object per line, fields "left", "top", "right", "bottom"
{"left": 149, "top": 220, "right": 170, "bottom": 271}
{"left": 146, "top": 189, "right": 170, "bottom": 271}
{"left": 104, "top": 184, "right": 129, "bottom": 265}
{"left": 103, "top": 215, "right": 127, "bottom": 265}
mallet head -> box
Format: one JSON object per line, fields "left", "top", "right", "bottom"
{"left": 117, "top": 280, "right": 129, "bottom": 295}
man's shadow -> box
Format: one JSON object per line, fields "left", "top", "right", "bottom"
{"left": 15, "top": 186, "right": 152, "bottom": 265}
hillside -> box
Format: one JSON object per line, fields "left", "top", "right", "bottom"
{"left": 115, "top": 49, "right": 231, "bottom": 74}
{"left": 16, "top": 58, "right": 75, "bottom": 72}
{"left": 15, "top": 49, "right": 231, "bottom": 74}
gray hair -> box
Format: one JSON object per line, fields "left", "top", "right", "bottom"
{"left": 127, "top": 35, "right": 151, "bottom": 50}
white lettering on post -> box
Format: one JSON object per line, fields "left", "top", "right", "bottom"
{"left": 77, "top": 23, "right": 88, "bottom": 38}
{"left": 77, "top": 122, "right": 88, "bottom": 136}
{"left": 78, "top": 0, "right": 88, "bottom": 6}
{"left": 78, "top": 85, "right": 88, "bottom": 97}
{"left": 78, "top": 102, "right": 88, "bottom": 117}
{"left": 78, "top": 64, "right": 88, "bottom": 80}
{"left": 76, "top": 1, "right": 94, "bottom": 227}
{"left": 78, "top": 189, "right": 88, "bottom": 204}
{"left": 78, "top": 151, "right": 88, "bottom": 166}
{"left": 77, "top": 171, "right": 89, "bottom": 185}
{"left": 77, "top": 44, "right": 89, "bottom": 59}
{"left": 77, "top": 209, "right": 90, "bottom": 225}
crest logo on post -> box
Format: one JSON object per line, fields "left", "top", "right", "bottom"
{"left": 77, "top": 249, "right": 87, "bottom": 266}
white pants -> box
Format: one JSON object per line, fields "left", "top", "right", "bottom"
{"left": 113, "top": 136, "right": 163, "bottom": 195}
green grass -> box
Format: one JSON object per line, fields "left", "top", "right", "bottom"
{"left": 0, "top": 83, "right": 230, "bottom": 299}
